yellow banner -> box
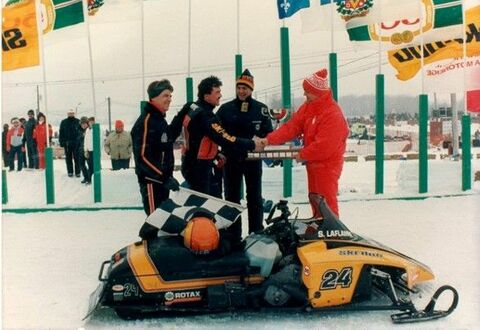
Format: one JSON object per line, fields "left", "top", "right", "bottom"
{"left": 2, "top": 0, "right": 40, "bottom": 71}
{"left": 388, "top": 6, "right": 480, "bottom": 81}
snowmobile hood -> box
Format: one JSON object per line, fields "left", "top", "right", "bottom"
{"left": 299, "top": 194, "right": 434, "bottom": 288}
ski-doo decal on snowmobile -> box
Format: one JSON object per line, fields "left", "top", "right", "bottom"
{"left": 127, "top": 240, "right": 263, "bottom": 293}
{"left": 298, "top": 242, "right": 434, "bottom": 307}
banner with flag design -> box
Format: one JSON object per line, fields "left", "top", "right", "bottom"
{"left": 388, "top": 5, "right": 480, "bottom": 81}
{"left": 346, "top": 0, "right": 463, "bottom": 49}
{"left": 145, "top": 188, "right": 246, "bottom": 237}
{"left": 7, "top": 0, "right": 85, "bottom": 33}
{"left": 2, "top": 0, "right": 40, "bottom": 71}
{"left": 301, "top": 0, "right": 420, "bottom": 34}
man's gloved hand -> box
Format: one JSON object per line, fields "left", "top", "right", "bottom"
{"left": 178, "top": 102, "right": 193, "bottom": 117}
{"left": 164, "top": 176, "right": 180, "bottom": 191}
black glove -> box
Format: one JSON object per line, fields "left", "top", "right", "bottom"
{"left": 164, "top": 177, "right": 180, "bottom": 191}
{"left": 179, "top": 102, "right": 194, "bottom": 117}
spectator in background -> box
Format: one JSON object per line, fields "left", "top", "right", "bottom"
{"left": 6, "top": 117, "right": 24, "bottom": 172}
{"left": 2, "top": 124, "right": 9, "bottom": 168}
{"left": 78, "top": 117, "right": 91, "bottom": 184}
{"left": 104, "top": 120, "right": 132, "bottom": 170}
{"left": 59, "top": 109, "right": 81, "bottom": 177}
{"left": 24, "top": 109, "right": 38, "bottom": 169}
{"left": 33, "top": 112, "right": 53, "bottom": 169}
{"left": 19, "top": 117, "right": 27, "bottom": 168}
{"left": 83, "top": 117, "right": 96, "bottom": 182}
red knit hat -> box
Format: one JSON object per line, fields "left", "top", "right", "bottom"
{"left": 303, "top": 69, "right": 329, "bottom": 96}
{"left": 115, "top": 120, "right": 124, "bottom": 129}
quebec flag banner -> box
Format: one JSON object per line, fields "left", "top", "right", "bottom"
{"left": 277, "top": 0, "right": 310, "bottom": 19}
{"left": 145, "top": 188, "right": 246, "bottom": 237}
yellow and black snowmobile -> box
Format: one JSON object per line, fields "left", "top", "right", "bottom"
{"left": 85, "top": 194, "right": 458, "bottom": 324}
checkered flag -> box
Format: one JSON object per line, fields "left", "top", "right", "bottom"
{"left": 145, "top": 187, "right": 246, "bottom": 237}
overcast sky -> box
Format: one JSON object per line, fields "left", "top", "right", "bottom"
{"left": 2, "top": 0, "right": 477, "bottom": 126}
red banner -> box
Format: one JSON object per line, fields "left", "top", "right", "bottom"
{"left": 467, "top": 90, "right": 480, "bottom": 113}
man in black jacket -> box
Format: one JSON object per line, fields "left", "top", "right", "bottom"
{"left": 181, "top": 76, "right": 257, "bottom": 199}
{"left": 131, "top": 79, "right": 189, "bottom": 239}
{"left": 59, "top": 109, "right": 81, "bottom": 177}
{"left": 24, "top": 109, "right": 38, "bottom": 169}
{"left": 217, "top": 69, "right": 273, "bottom": 241}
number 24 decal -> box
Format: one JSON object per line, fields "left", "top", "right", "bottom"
{"left": 320, "top": 267, "right": 353, "bottom": 290}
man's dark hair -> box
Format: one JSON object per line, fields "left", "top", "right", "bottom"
{"left": 197, "top": 76, "right": 222, "bottom": 100}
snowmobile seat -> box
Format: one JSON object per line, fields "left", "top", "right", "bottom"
{"left": 146, "top": 236, "right": 251, "bottom": 281}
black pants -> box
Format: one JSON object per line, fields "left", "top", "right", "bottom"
{"left": 79, "top": 151, "right": 89, "bottom": 181}
{"left": 182, "top": 159, "right": 222, "bottom": 198}
{"left": 8, "top": 145, "right": 23, "bottom": 171}
{"left": 26, "top": 140, "right": 38, "bottom": 169}
{"left": 64, "top": 142, "right": 80, "bottom": 175}
{"left": 111, "top": 158, "right": 130, "bottom": 170}
{"left": 139, "top": 181, "right": 170, "bottom": 216}
{"left": 223, "top": 159, "right": 264, "bottom": 241}
{"left": 3, "top": 150, "right": 9, "bottom": 167}
{"left": 138, "top": 181, "right": 170, "bottom": 239}
{"left": 86, "top": 151, "right": 94, "bottom": 181}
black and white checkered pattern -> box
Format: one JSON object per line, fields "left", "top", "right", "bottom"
{"left": 146, "top": 187, "right": 246, "bottom": 237}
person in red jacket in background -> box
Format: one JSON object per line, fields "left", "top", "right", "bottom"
{"left": 257, "top": 69, "right": 349, "bottom": 217}
{"left": 33, "top": 112, "right": 53, "bottom": 169}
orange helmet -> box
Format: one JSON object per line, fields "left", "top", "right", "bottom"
{"left": 183, "top": 217, "right": 220, "bottom": 254}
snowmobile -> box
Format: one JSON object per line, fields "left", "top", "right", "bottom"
{"left": 85, "top": 194, "right": 458, "bottom": 323}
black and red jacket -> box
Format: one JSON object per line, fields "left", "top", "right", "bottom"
{"left": 131, "top": 102, "right": 184, "bottom": 184}
{"left": 181, "top": 99, "right": 255, "bottom": 168}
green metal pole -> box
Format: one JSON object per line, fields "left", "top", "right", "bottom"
{"left": 462, "top": 114, "right": 472, "bottom": 191}
{"left": 93, "top": 123, "right": 102, "bottom": 203}
{"left": 45, "top": 147, "right": 55, "bottom": 204}
{"left": 329, "top": 53, "right": 338, "bottom": 102}
{"left": 419, "top": 94, "right": 429, "bottom": 193}
{"left": 140, "top": 101, "right": 147, "bottom": 114}
{"left": 235, "top": 54, "right": 243, "bottom": 79}
{"left": 280, "top": 27, "right": 292, "bottom": 198}
{"left": 235, "top": 53, "right": 245, "bottom": 199}
{"left": 375, "top": 74, "right": 385, "bottom": 194}
{"left": 2, "top": 169, "right": 8, "bottom": 204}
{"left": 186, "top": 77, "right": 194, "bottom": 103}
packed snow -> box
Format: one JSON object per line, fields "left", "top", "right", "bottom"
{"left": 1, "top": 149, "right": 479, "bottom": 329}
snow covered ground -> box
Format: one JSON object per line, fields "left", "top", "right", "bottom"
{"left": 1, "top": 153, "right": 479, "bottom": 329}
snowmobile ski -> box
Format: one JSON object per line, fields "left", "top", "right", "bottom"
{"left": 391, "top": 285, "right": 458, "bottom": 323}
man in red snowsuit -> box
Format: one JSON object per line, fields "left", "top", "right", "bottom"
{"left": 262, "top": 69, "right": 349, "bottom": 217}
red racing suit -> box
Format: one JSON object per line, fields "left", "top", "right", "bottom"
{"left": 267, "top": 91, "right": 349, "bottom": 217}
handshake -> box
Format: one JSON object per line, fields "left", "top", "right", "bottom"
{"left": 253, "top": 136, "right": 269, "bottom": 152}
